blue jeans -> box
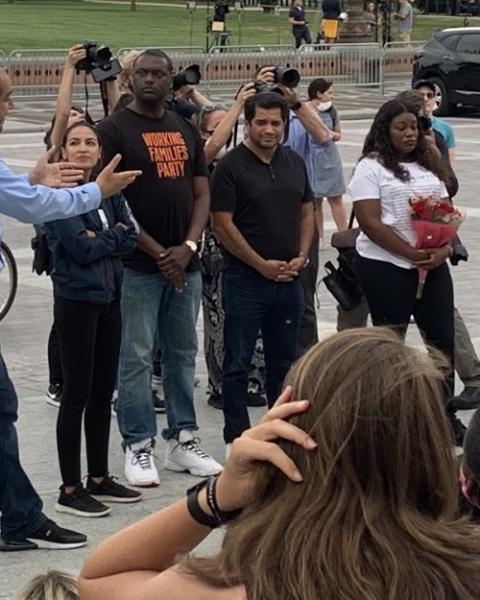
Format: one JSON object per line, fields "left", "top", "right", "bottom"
{"left": 0, "top": 351, "right": 46, "bottom": 541}
{"left": 222, "top": 266, "right": 304, "bottom": 443}
{"left": 117, "top": 268, "right": 201, "bottom": 444}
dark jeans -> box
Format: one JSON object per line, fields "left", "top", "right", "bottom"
{"left": 222, "top": 266, "right": 304, "bottom": 443}
{"left": 298, "top": 234, "right": 319, "bottom": 356}
{"left": 0, "top": 351, "right": 46, "bottom": 541}
{"left": 55, "top": 297, "right": 121, "bottom": 486}
{"left": 293, "top": 25, "right": 311, "bottom": 48}
{"left": 357, "top": 257, "right": 454, "bottom": 395}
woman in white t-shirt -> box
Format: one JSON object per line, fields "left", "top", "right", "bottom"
{"left": 349, "top": 99, "right": 463, "bottom": 444}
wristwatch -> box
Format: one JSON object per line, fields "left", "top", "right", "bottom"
{"left": 291, "top": 101, "right": 303, "bottom": 111}
{"left": 299, "top": 251, "right": 310, "bottom": 267}
{"left": 184, "top": 239, "right": 198, "bottom": 253}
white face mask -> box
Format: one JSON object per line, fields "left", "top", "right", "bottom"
{"left": 317, "top": 101, "right": 332, "bottom": 112}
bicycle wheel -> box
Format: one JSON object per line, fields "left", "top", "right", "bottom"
{"left": 0, "top": 241, "right": 18, "bottom": 321}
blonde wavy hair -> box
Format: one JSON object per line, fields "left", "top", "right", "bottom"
{"left": 183, "top": 327, "right": 480, "bottom": 599}
{"left": 16, "top": 570, "right": 78, "bottom": 600}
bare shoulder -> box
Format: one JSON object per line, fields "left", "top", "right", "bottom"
{"left": 142, "top": 567, "right": 247, "bottom": 600}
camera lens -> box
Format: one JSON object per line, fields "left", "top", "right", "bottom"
{"left": 274, "top": 67, "right": 300, "bottom": 88}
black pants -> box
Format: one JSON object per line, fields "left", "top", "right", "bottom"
{"left": 54, "top": 297, "right": 121, "bottom": 486}
{"left": 47, "top": 321, "right": 63, "bottom": 386}
{"left": 293, "top": 26, "right": 311, "bottom": 48}
{"left": 357, "top": 257, "right": 454, "bottom": 395}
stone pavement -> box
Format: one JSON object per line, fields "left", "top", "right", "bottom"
{"left": 1, "top": 108, "right": 480, "bottom": 598}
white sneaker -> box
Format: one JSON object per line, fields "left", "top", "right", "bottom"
{"left": 125, "top": 439, "right": 160, "bottom": 487}
{"left": 164, "top": 430, "right": 223, "bottom": 477}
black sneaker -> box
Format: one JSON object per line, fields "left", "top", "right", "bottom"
{"left": 451, "top": 387, "right": 480, "bottom": 411}
{"left": 86, "top": 475, "right": 143, "bottom": 503}
{"left": 152, "top": 390, "right": 166, "bottom": 414}
{"left": 247, "top": 392, "right": 267, "bottom": 407}
{"left": 0, "top": 538, "right": 38, "bottom": 552}
{"left": 46, "top": 383, "right": 62, "bottom": 408}
{"left": 56, "top": 483, "right": 111, "bottom": 518}
{"left": 207, "top": 392, "right": 223, "bottom": 410}
{"left": 25, "top": 518, "right": 87, "bottom": 550}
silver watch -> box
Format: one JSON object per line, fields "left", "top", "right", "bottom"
{"left": 184, "top": 239, "right": 198, "bottom": 254}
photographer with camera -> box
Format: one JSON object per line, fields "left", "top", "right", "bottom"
{"left": 97, "top": 49, "right": 222, "bottom": 488}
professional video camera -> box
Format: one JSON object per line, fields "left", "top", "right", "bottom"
{"left": 76, "top": 41, "right": 122, "bottom": 83}
{"left": 253, "top": 66, "right": 301, "bottom": 95}
{"left": 172, "top": 64, "right": 201, "bottom": 91}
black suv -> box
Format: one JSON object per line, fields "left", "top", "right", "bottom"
{"left": 412, "top": 27, "right": 480, "bottom": 115}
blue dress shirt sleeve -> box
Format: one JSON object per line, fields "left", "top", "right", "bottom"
{"left": 0, "top": 160, "right": 101, "bottom": 224}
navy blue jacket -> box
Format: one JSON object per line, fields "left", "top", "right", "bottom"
{"left": 45, "top": 193, "right": 138, "bottom": 304}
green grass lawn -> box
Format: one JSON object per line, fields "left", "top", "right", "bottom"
{"left": 0, "top": 0, "right": 479, "bottom": 52}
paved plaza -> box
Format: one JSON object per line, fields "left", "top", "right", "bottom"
{"left": 1, "top": 91, "right": 480, "bottom": 597}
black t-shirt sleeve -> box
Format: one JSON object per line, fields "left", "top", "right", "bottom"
{"left": 96, "top": 117, "right": 122, "bottom": 169}
{"left": 210, "top": 158, "right": 238, "bottom": 213}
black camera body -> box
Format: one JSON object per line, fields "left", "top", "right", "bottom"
{"left": 252, "top": 66, "right": 301, "bottom": 96}
{"left": 76, "top": 41, "right": 122, "bottom": 83}
{"left": 172, "top": 64, "right": 201, "bottom": 91}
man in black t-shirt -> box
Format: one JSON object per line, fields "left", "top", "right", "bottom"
{"left": 211, "top": 93, "right": 315, "bottom": 446}
{"left": 289, "top": 0, "right": 312, "bottom": 48}
{"left": 97, "top": 49, "right": 222, "bottom": 487}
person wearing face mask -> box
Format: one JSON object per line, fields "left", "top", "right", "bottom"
{"left": 305, "top": 78, "right": 347, "bottom": 247}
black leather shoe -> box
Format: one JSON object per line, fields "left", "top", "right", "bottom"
{"left": 0, "top": 538, "right": 38, "bottom": 551}
{"left": 451, "top": 387, "right": 480, "bottom": 411}
{"left": 247, "top": 392, "right": 267, "bottom": 407}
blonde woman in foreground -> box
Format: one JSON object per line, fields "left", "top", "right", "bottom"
{"left": 79, "top": 328, "right": 480, "bottom": 600}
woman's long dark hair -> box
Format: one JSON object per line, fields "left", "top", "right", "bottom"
{"left": 361, "top": 99, "right": 450, "bottom": 186}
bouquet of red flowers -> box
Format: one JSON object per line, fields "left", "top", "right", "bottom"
{"left": 409, "top": 195, "right": 465, "bottom": 299}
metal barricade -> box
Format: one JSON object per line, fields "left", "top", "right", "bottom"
{"left": 7, "top": 49, "right": 90, "bottom": 97}
{"left": 0, "top": 50, "right": 7, "bottom": 69}
{"left": 382, "top": 41, "right": 425, "bottom": 90}
{"left": 205, "top": 44, "right": 297, "bottom": 92}
{"left": 297, "top": 43, "right": 383, "bottom": 87}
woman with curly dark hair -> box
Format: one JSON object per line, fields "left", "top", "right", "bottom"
{"left": 349, "top": 99, "right": 465, "bottom": 445}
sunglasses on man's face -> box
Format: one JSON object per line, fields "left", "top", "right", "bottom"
{"left": 420, "top": 92, "right": 435, "bottom": 99}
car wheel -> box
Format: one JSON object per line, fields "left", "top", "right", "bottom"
{"left": 429, "top": 77, "right": 451, "bottom": 116}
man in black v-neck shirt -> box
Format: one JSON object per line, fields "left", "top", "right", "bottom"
{"left": 97, "top": 49, "right": 222, "bottom": 487}
{"left": 211, "top": 93, "right": 315, "bottom": 445}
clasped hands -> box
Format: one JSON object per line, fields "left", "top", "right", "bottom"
{"left": 156, "top": 244, "right": 193, "bottom": 292}
{"left": 414, "top": 245, "right": 451, "bottom": 271}
{"left": 260, "top": 255, "right": 307, "bottom": 282}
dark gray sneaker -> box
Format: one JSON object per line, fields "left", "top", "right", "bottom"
{"left": 86, "top": 475, "right": 143, "bottom": 503}
{"left": 56, "top": 483, "right": 111, "bottom": 518}
{"left": 25, "top": 518, "right": 87, "bottom": 549}
{"left": 451, "top": 387, "right": 480, "bottom": 411}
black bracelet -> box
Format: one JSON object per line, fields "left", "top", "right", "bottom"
{"left": 206, "top": 476, "right": 242, "bottom": 525}
{"left": 186, "top": 478, "right": 219, "bottom": 529}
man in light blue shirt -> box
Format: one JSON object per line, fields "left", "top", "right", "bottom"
{"left": 0, "top": 69, "right": 141, "bottom": 551}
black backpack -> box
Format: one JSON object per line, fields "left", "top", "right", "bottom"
{"left": 31, "top": 224, "right": 52, "bottom": 276}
